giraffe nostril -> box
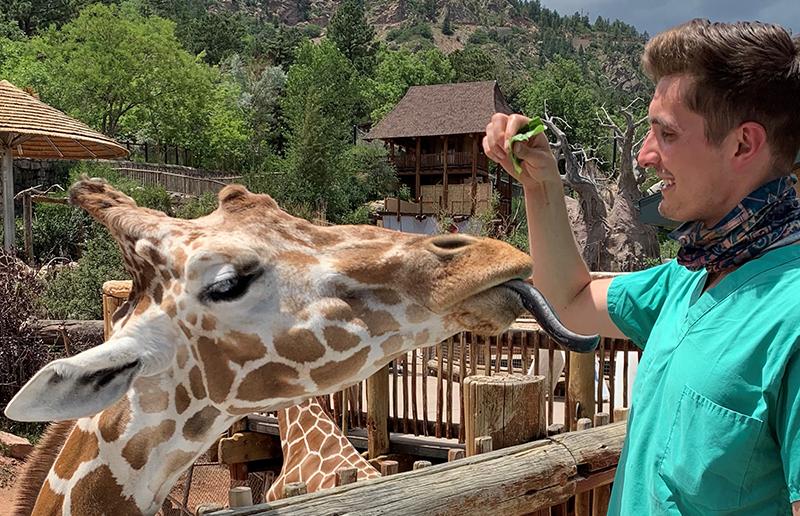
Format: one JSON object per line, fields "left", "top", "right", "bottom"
{"left": 428, "top": 234, "right": 478, "bottom": 255}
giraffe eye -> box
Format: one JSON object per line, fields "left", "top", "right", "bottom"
{"left": 201, "top": 268, "right": 264, "bottom": 303}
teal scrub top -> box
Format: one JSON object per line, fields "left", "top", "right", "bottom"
{"left": 606, "top": 244, "right": 800, "bottom": 515}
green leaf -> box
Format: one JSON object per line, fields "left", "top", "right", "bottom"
{"left": 508, "top": 116, "right": 546, "bottom": 175}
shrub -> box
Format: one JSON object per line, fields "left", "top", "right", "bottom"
{"left": 40, "top": 231, "right": 128, "bottom": 320}
{"left": 174, "top": 192, "right": 218, "bottom": 219}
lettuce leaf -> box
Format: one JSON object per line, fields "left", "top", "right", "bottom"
{"left": 508, "top": 116, "right": 546, "bottom": 175}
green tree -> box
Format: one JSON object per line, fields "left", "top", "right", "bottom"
{"left": 266, "top": 40, "right": 363, "bottom": 221}
{"left": 449, "top": 45, "right": 497, "bottom": 82}
{"left": 518, "top": 56, "right": 603, "bottom": 148}
{"left": 364, "top": 47, "right": 455, "bottom": 122}
{"left": 0, "top": 0, "right": 86, "bottom": 36}
{"left": 326, "top": 0, "right": 376, "bottom": 75}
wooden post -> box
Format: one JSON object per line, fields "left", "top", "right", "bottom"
{"left": 229, "top": 487, "right": 253, "bottom": 508}
{"left": 576, "top": 418, "right": 593, "bottom": 431}
{"left": 474, "top": 436, "right": 493, "bottom": 454}
{"left": 335, "top": 467, "right": 358, "bottom": 486}
{"left": 442, "top": 135, "right": 449, "bottom": 210}
{"left": 415, "top": 137, "right": 421, "bottom": 213}
{"left": 471, "top": 134, "right": 478, "bottom": 215}
{"left": 568, "top": 352, "right": 596, "bottom": 431}
{"left": 613, "top": 407, "right": 630, "bottom": 422}
{"left": 591, "top": 412, "right": 612, "bottom": 516}
{"left": 413, "top": 460, "right": 432, "bottom": 470}
{"left": 447, "top": 449, "right": 465, "bottom": 462}
{"left": 102, "top": 280, "right": 133, "bottom": 340}
{"left": 366, "top": 365, "right": 390, "bottom": 458}
{"left": 380, "top": 460, "right": 399, "bottom": 476}
{"left": 284, "top": 482, "right": 307, "bottom": 498}
{"left": 2, "top": 146, "right": 14, "bottom": 253}
{"left": 547, "top": 423, "right": 565, "bottom": 436}
{"left": 463, "top": 373, "right": 546, "bottom": 456}
{"left": 22, "top": 192, "right": 33, "bottom": 264}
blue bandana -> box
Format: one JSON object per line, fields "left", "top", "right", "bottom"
{"left": 668, "top": 175, "right": 800, "bottom": 273}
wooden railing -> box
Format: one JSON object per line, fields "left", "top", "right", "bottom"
{"left": 209, "top": 421, "right": 626, "bottom": 516}
{"left": 392, "top": 151, "right": 489, "bottom": 171}
{"left": 109, "top": 161, "right": 242, "bottom": 196}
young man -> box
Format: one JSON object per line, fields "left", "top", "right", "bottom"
{"left": 484, "top": 19, "right": 800, "bottom": 515}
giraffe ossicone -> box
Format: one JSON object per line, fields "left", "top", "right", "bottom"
{"left": 6, "top": 179, "right": 578, "bottom": 515}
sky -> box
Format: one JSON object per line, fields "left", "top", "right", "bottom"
{"left": 541, "top": 0, "right": 798, "bottom": 37}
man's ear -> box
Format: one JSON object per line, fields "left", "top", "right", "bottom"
{"left": 733, "top": 121, "right": 768, "bottom": 164}
{"left": 5, "top": 337, "right": 145, "bottom": 422}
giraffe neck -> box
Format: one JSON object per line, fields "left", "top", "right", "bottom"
{"left": 31, "top": 374, "right": 240, "bottom": 516}
{"left": 267, "top": 397, "right": 379, "bottom": 501}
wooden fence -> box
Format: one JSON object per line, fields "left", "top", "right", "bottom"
{"left": 321, "top": 324, "right": 639, "bottom": 443}
{"left": 210, "top": 420, "right": 626, "bottom": 516}
{"left": 106, "top": 160, "right": 243, "bottom": 197}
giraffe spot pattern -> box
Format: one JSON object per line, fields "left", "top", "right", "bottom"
{"left": 183, "top": 406, "right": 221, "bottom": 441}
{"left": 237, "top": 362, "right": 306, "bottom": 401}
{"left": 188, "top": 366, "right": 207, "bottom": 400}
{"left": 33, "top": 479, "right": 64, "bottom": 515}
{"left": 98, "top": 397, "right": 131, "bottom": 443}
{"left": 380, "top": 335, "right": 403, "bottom": 356}
{"left": 406, "top": 304, "right": 430, "bottom": 324}
{"left": 322, "top": 326, "right": 361, "bottom": 352}
{"left": 196, "top": 336, "right": 236, "bottom": 403}
{"left": 135, "top": 377, "right": 170, "bottom": 414}
{"left": 273, "top": 328, "right": 325, "bottom": 363}
{"left": 69, "top": 465, "right": 139, "bottom": 514}
{"left": 121, "top": 420, "right": 177, "bottom": 470}
{"left": 175, "top": 384, "right": 191, "bottom": 414}
{"left": 310, "top": 347, "right": 370, "bottom": 389}
{"left": 53, "top": 428, "right": 99, "bottom": 480}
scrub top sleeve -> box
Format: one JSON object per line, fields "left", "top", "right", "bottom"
{"left": 775, "top": 343, "right": 800, "bottom": 502}
{"left": 606, "top": 261, "right": 675, "bottom": 349}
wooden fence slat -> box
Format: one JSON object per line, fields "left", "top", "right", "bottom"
{"left": 446, "top": 337, "right": 454, "bottom": 439}
{"left": 411, "top": 349, "right": 419, "bottom": 435}
{"left": 436, "top": 341, "right": 444, "bottom": 438}
{"left": 459, "top": 333, "right": 467, "bottom": 443}
{"left": 402, "top": 354, "right": 409, "bottom": 434}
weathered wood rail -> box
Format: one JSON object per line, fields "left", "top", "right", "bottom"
{"left": 209, "top": 421, "right": 626, "bottom": 516}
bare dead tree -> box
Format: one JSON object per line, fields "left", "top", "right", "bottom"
{"left": 543, "top": 99, "right": 659, "bottom": 271}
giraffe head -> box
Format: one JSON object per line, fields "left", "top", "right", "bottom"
{"left": 7, "top": 179, "right": 546, "bottom": 422}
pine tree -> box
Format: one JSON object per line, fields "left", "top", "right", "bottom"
{"left": 327, "top": 0, "right": 376, "bottom": 75}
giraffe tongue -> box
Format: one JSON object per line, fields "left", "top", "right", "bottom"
{"left": 503, "top": 280, "right": 599, "bottom": 353}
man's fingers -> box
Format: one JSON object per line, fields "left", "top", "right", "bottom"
{"left": 484, "top": 116, "right": 508, "bottom": 161}
{"left": 504, "top": 114, "right": 532, "bottom": 152}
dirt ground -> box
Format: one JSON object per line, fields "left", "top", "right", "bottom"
{"left": 0, "top": 454, "right": 22, "bottom": 508}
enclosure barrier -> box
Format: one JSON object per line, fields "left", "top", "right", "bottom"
{"left": 207, "top": 421, "right": 626, "bottom": 516}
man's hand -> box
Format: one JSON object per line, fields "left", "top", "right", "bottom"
{"left": 483, "top": 113, "right": 560, "bottom": 190}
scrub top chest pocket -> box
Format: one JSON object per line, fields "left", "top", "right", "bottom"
{"left": 657, "top": 385, "right": 763, "bottom": 512}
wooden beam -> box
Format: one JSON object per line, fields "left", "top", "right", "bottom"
{"left": 22, "top": 192, "right": 33, "bottom": 264}
{"left": 442, "top": 135, "right": 449, "bottom": 210}
{"left": 211, "top": 422, "right": 626, "bottom": 516}
{"left": 568, "top": 352, "right": 595, "bottom": 430}
{"left": 415, "top": 137, "right": 421, "bottom": 215}
{"left": 471, "top": 134, "right": 478, "bottom": 215}
{"left": 2, "top": 146, "right": 14, "bottom": 252}
{"left": 218, "top": 432, "right": 281, "bottom": 464}
{"left": 366, "top": 365, "right": 390, "bottom": 458}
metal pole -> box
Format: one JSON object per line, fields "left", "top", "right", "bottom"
{"left": 1, "top": 146, "right": 14, "bottom": 252}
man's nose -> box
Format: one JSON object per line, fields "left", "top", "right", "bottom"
{"left": 637, "top": 130, "right": 660, "bottom": 169}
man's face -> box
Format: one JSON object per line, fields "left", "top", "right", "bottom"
{"left": 638, "top": 75, "right": 734, "bottom": 227}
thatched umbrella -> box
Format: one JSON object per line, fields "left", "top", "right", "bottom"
{"left": 0, "top": 80, "right": 128, "bottom": 252}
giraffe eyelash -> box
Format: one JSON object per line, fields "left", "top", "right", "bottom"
{"left": 200, "top": 268, "right": 264, "bottom": 303}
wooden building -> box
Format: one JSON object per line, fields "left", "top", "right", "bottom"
{"left": 365, "top": 81, "right": 514, "bottom": 228}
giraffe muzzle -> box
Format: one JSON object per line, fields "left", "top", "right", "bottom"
{"left": 503, "top": 280, "right": 600, "bottom": 353}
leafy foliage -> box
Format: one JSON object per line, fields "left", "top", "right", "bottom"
{"left": 327, "top": 0, "right": 377, "bottom": 75}
{"left": 363, "top": 47, "right": 455, "bottom": 122}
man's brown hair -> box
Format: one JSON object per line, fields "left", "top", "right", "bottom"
{"left": 642, "top": 19, "right": 800, "bottom": 170}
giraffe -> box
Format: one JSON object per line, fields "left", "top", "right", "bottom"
{"left": 265, "top": 396, "right": 380, "bottom": 501}
{"left": 5, "top": 178, "right": 588, "bottom": 515}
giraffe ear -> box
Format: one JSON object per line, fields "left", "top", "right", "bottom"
{"left": 5, "top": 337, "right": 146, "bottom": 422}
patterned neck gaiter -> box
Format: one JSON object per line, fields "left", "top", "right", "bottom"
{"left": 668, "top": 175, "right": 800, "bottom": 273}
